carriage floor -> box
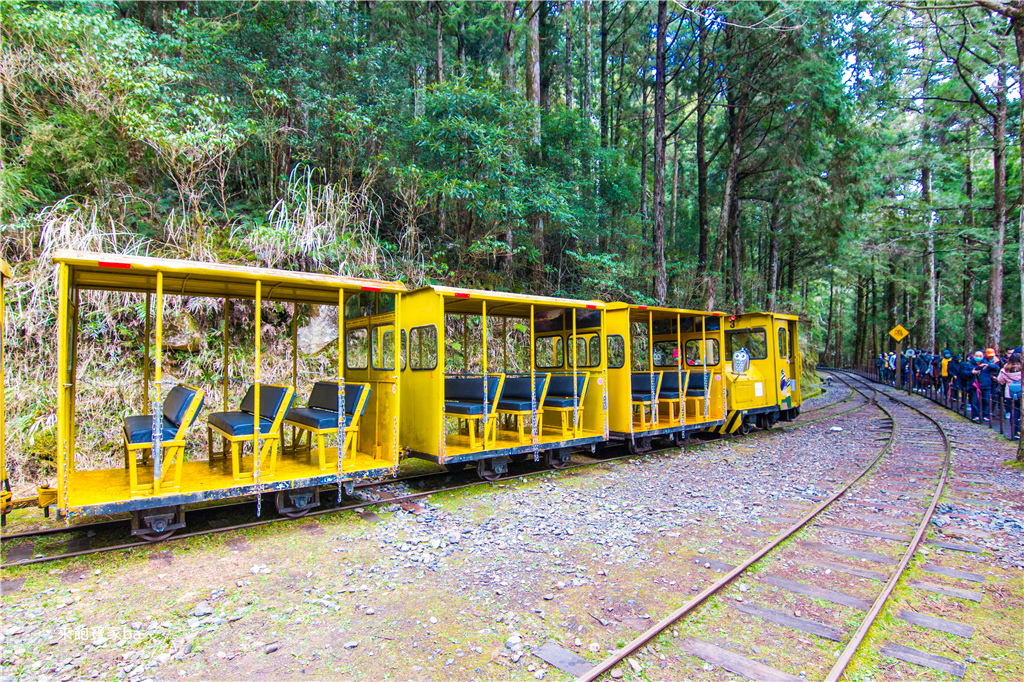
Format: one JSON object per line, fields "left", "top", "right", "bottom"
{"left": 66, "top": 445, "right": 389, "bottom": 509}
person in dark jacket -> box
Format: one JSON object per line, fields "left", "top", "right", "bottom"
{"left": 962, "top": 351, "right": 1000, "bottom": 422}
{"left": 914, "top": 351, "right": 931, "bottom": 391}
{"left": 875, "top": 354, "right": 884, "bottom": 380}
{"left": 900, "top": 350, "right": 913, "bottom": 388}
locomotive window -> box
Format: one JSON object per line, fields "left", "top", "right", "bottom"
{"left": 778, "top": 327, "right": 789, "bottom": 358}
{"left": 371, "top": 324, "right": 395, "bottom": 370}
{"left": 410, "top": 325, "right": 438, "bottom": 370}
{"left": 568, "top": 334, "right": 600, "bottom": 368}
{"left": 535, "top": 336, "right": 564, "bottom": 369}
{"left": 346, "top": 328, "right": 368, "bottom": 369}
{"left": 653, "top": 340, "right": 681, "bottom": 367}
{"left": 607, "top": 335, "right": 625, "bottom": 369}
{"left": 685, "top": 338, "right": 720, "bottom": 366}
{"left": 726, "top": 329, "right": 767, "bottom": 360}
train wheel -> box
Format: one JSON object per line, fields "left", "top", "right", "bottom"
{"left": 137, "top": 529, "right": 176, "bottom": 543}
{"left": 628, "top": 437, "right": 652, "bottom": 456}
{"left": 545, "top": 450, "right": 569, "bottom": 469}
{"left": 738, "top": 417, "right": 752, "bottom": 435}
{"left": 477, "top": 460, "right": 502, "bottom": 482}
{"left": 275, "top": 489, "right": 318, "bottom": 519}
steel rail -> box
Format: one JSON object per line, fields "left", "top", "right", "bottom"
{"left": 577, "top": 376, "right": 899, "bottom": 682}
{"left": 823, "top": 370, "right": 952, "bottom": 681}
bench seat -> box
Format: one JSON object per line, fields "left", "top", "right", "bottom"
{"left": 543, "top": 374, "right": 588, "bottom": 439}
{"left": 121, "top": 383, "right": 205, "bottom": 496}
{"left": 444, "top": 375, "right": 504, "bottom": 451}
{"left": 283, "top": 381, "right": 369, "bottom": 471}
{"left": 496, "top": 374, "right": 549, "bottom": 444}
{"left": 208, "top": 384, "right": 294, "bottom": 482}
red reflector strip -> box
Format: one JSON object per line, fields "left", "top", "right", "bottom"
{"left": 361, "top": 286, "right": 381, "bottom": 292}
{"left": 97, "top": 261, "right": 130, "bottom": 269}
{"left": 638, "top": 305, "right": 647, "bottom": 310}
{"left": 455, "top": 293, "right": 470, "bottom": 298}
{"left": 586, "top": 304, "right": 597, "bottom": 309}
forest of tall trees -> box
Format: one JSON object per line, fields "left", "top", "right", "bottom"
{"left": 2, "top": 0, "right": 1022, "bottom": 364}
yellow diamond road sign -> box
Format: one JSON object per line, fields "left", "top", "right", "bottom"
{"left": 889, "top": 324, "right": 909, "bottom": 342}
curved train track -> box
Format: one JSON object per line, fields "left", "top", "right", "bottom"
{"left": 1, "top": 378, "right": 864, "bottom": 569}
{"left": 579, "top": 370, "right": 954, "bottom": 681}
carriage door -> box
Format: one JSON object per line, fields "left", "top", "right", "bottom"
{"left": 777, "top": 324, "right": 793, "bottom": 410}
{"left": 787, "top": 319, "right": 802, "bottom": 404}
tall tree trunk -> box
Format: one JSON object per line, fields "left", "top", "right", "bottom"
{"left": 670, "top": 137, "right": 680, "bottom": 244}
{"left": 640, "top": 84, "right": 648, "bottom": 223}
{"left": 526, "top": 0, "right": 541, "bottom": 143}
{"left": 651, "top": 0, "right": 668, "bottom": 304}
{"left": 886, "top": 258, "right": 897, "bottom": 352}
{"left": 706, "top": 81, "right": 747, "bottom": 311}
{"left": 600, "top": 0, "right": 608, "bottom": 147}
{"left": 503, "top": 2, "right": 517, "bottom": 91}
{"left": 564, "top": 1, "right": 573, "bottom": 109}
{"left": 583, "top": 0, "right": 593, "bottom": 117}
{"left": 986, "top": 61, "right": 1007, "bottom": 350}
{"left": 695, "top": 3, "right": 709, "bottom": 277}
{"left": 870, "top": 268, "right": 878, "bottom": 359}
{"left": 964, "top": 124, "right": 976, "bottom": 353}
{"left": 922, "top": 150, "right": 936, "bottom": 353}
{"left": 457, "top": 20, "right": 466, "bottom": 77}
{"left": 539, "top": 0, "right": 551, "bottom": 110}
{"left": 502, "top": 2, "right": 518, "bottom": 270}
{"left": 435, "top": 1, "right": 444, "bottom": 83}
{"left": 766, "top": 195, "right": 781, "bottom": 312}
{"left": 728, "top": 185, "right": 743, "bottom": 313}
{"left": 824, "top": 266, "right": 835, "bottom": 360}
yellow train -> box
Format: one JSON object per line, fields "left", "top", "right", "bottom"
{"left": 0, "top": 251, "right": 802, "bottom": 537}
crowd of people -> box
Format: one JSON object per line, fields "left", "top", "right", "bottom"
{"left": 874, "top": 345, "right": 1022, "bottom": 440}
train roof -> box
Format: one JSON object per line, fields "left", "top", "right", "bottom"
{"left": 52, "top": 250, "right": 404, "bottom": 305}
{"left": 412, "top": 284, "right": 606, "bottom": 318}
{"left": 606, "top": 302, "right": 726, "bottom": 321}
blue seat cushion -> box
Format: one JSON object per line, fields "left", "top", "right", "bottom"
{"left": 660, "top": 391, "right": 682, "bottom": 400}
{"left": 546, "top": 374, "right": 586, "bottom": 402}
{"left": 123, "top": 415, "right": 178, "bottom": 445}
{"left": 497, "top": 399, "right": 534, "bottom": 412}
{"left": 445, "top": 401, "right": 487, "bottom": 416}
{"left": 445, "top": 376, "right": 501, "bottom": 403}
{"left": 686, "top": 388, "right": 707, "bottom": 397}
{"left": 239, "top": 384, "right": 290, "bottom": 422}
{"left": 632, "top": 393, "right": 655, "bottom": 402}
{"left": 307, "top": 381, "right": 369, "bottom": 417}
{"left": 285, "top": 407, "right": 354, "bottom": 430}
{"left": 631, "top": 373, "right": 660, "bottom": 398}
{"left": 208, "top": 411, "right": 274, "bottom": 437}
{"left": 660, "top": 373, "right": 681, "bottom": 392}
{"left": 162, "top": 385, "right": 199, "bottom": 426}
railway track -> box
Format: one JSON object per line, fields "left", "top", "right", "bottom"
{"left": 1, "top": 377, "right": 864, "bottom": 569}
{"left": 579, "top": 370, "right": 960, "bottom": 681}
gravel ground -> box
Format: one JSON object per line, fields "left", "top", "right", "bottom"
{"left": 1, "top": 382, "right": 1020, "bottom": 681}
